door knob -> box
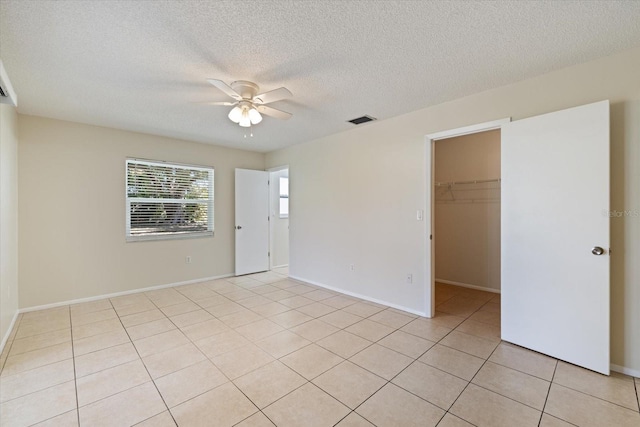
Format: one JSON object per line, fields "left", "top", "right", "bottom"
{"left": 591, "top": 246, "right": 604, "bottom": 255}
{"left": 236, "top": 226, "right": 242, "bottom": 230}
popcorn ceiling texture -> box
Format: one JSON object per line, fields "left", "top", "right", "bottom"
{"left": 1, "top": 0, "right": 639, "bottom": 152}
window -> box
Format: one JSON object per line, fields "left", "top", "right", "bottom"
{"left": 279, "top": 176, "right": 289, "bottom": 218}
{"left": 126, "top": 159, "right": 214, "bottom": 241}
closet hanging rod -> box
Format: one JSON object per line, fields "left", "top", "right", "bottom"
{"left": 436, "top": 199, "right": 501, "bottom": 204}
{"left": 435, "top": 178, "right": 501, "bottom": 186}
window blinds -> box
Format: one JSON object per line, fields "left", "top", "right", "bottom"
{"left": 126, "top": 159, "right": 214, "bottom": 240}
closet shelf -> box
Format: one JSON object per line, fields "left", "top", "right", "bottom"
{"left": 435, "top": 178, "right": 501, "bottom": 203}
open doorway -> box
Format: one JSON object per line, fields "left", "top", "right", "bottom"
{"left": 425, "top": 118, "right": 509, "bottom": 319}
{"left": 432, "top": 129, "right": 502, "bottom": 331}
{"left": 269, "top": 166, "right": 289, "bottom": 275}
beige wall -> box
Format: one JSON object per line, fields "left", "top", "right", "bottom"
{"left": 18, "top": 115, "right": 264, "bottom": 308}
{"left": 266, "top": 47, "right": 640, "bottom": 373}
{"left": 0, "top": 104, "right": 19, "bottom": 347}
{"left": 435, "top": 130, "right": 501, "bottom": 291}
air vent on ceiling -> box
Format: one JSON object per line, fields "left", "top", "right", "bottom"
{"left": 347, "top": 115, "right": 376, "bottom": 125}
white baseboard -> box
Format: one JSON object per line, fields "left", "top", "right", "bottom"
{"left": 271, "top": 264, "right": 289, "bottom": 269}
{"left": 436, "top": 278, "right": 501, "bottom": 294}
{"left": 610, "top": 363, "right": 640, "bottom": 378}
{"left": 0, "top": 311, "right": 20, "bottom": 356}
{"left": 289, "top": 275, "right": 427, "bottom": 317}
{"left": 19, "top": 273, "right": 234, "bottom": 314}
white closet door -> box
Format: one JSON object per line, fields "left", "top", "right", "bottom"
{"left": 501, "top": 100, "right": 610, "bottom": 374}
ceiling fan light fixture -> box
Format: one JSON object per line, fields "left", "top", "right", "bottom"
{"left": 248, "top": 107, "right": 262, "bottom": 125}
{"left": 239, "top": 108, "right": 252, "bottom": 127}
{"left": 228, "top": 105, "right": 243, "bottom": 123}
{"left": 206, "top": 79, "right": 293, "bottom": 132}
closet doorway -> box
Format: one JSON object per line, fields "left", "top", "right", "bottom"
{"left": 425, "top": 101, "right": 610, "bottom": 374}
{"left": 425, "top": 118, "right": 509, "bottom": 319}
{"left": 432, "top": 129, "right": 502, "bottom": 327}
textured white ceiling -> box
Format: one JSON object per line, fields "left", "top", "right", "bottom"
{"left": 1, "top": 1, "right": 639, "bottom": 152}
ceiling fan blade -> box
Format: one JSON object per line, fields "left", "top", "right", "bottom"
{"left": 193, "top": 101, "right": 238, "bottom": 106}
{"left": 256, "top": 105, "right": 292, "bottom": 120}
{"left": 254, "top": 87, "right": 292, "bottom": 104}
{"left": 206, "top": 79, "right": 242, "bottom": 101}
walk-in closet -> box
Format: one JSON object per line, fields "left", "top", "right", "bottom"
{"left": 434, "top": 130, "right": 502, "bottom": 319}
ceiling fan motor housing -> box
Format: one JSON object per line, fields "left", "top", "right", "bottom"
{"left": 230, "top": 80, "right": 259, "bottom": 100}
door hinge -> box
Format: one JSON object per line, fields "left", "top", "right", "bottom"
{"left": 268, "top": 252, "right": 270, "bottom": 257}
{"left": 430, "top": 234, "right": 432, "bottom": 240}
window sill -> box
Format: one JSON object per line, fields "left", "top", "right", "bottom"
{"left": 126, "top": 231, "right": 214, "bottom": 242}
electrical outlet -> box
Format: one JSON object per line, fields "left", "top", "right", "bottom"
{"left": 349, "top": 264, "right": 355, "bottom": 271}
{"left": 186, "top": 256, "right": 192, "bottom": 264}
{"left": 406, "top": 273, "right": 413, "bottom": 284}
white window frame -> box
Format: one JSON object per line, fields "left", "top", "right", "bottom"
{"left": 279, "top": 176, "right": 289, "bottom": 218}
{"left": 126, "top": 158, "right": 214, "bottom": 242}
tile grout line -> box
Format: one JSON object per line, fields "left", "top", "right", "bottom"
{"left": 331, "top": 410, "right": 354, "bottom": 426}
{"left": 0, "top": 313, "right": 23, "bottom": 374}
{"left": 9, "top": 322, "right": 69, "bottom": 343}
{"left": 3, "top": 330, "right": 72, "bottom": 362}
{"left": 172, "top": 275, "right": 322, "bottom": 426}
{"left": 550, "top": 381, "right": 640, "bottom": 414}
{"left": 183, "top": 276, "right": 384, "bottom": 425}
{"left": 550, "top": 360, "right": 640, "bottom": 413}
{"left": 6, "top": 277, "right": 347, "bottom": 424}
{"left": 380, "top": 284, "right": 640, "bottom": 424}
{"left": 9, "top": 278, "right": 634, "bottom": 427}
{"left": 636, "top": 377, "right": 640, "bottom": 412}
{"left": 479, "top": 349, "right": 554, "bottom": 383}
{"left": 116, "top": 288, "right": 218, "bottom": 425}
{"left": 68, "top": 306, "right": 81, "bottom": 427}
{"left": 0, "top": 282, "right": 482, "bottom": 421}
{"left": 147, "top": 281, "right": 273, "bottom": 422}
{"left": 428, "top": 294, "right": 502, "bottom": 425}
{"left": 301, "top": 287, "right": 495, "bottom": 425}
{"left": 438, "top": 288, "right": 640, "bottom": 423}
{"left": 324, "top": 291, "right": 492, "bottom": 425}
{"left": 0, "top": 319, "right": 78, "bottom": 425}
{"left": 538, "top": 361, "right": 569, "bottom": 427}
{"left": 447, "top": 293, "right": 558, "bottom": 417}
{"left": 163, "top": 295, "right": 266, "bottom": 422}
{"left": 110, "top": 297, "right": 177, "bottom": 427}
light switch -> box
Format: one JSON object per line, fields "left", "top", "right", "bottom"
{"left": 417, "top": 210, "right": 423, "bottom": 221}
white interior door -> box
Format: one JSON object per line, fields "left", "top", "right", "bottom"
{"left": 502, "top": 100, "right": 610, "bottom": 374}
{"left": 235, "top": 168, "right": 269, "bottom": 276}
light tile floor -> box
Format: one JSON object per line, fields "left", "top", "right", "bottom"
{"left": 1, "top": 276, "right": 639, "bottom": 426}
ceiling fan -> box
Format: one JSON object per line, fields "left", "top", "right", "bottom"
{"left": 204, "top": 79, "right": 293, "bottom": 128}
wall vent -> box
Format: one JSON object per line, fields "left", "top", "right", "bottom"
{"left": 347, "top": 115, "right": 376, "bottom": 125}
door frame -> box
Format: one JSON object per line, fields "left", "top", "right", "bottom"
{"left": 267, "top": 165, "right": 289, "bottom": 270}
{"left": 424, "top": 118, "right": 511, "bottom": 317}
